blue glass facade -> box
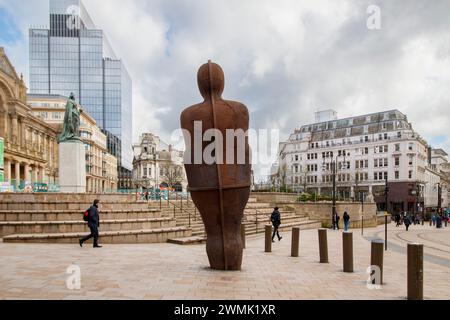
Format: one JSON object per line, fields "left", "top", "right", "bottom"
{"left": 29, "top": 0, "right": 133, "bottom": 173}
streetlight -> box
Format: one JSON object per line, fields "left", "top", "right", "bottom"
{"left": 384, "top": 174, "right": 389, "bottom": 251}
{"left": 322, "top": 152, "right": 347, "bottom": 229}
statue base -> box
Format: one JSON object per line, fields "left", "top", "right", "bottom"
{"left": 58, "top": 141, "right": 86, "bottom": 193}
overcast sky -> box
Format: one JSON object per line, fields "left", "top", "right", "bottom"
{"left": 1, "top": 0, "right": 449, "bottom": 178}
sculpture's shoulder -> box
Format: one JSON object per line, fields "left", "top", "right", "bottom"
{"left": 224, "top": 100, "right": 249, "bottom": 117}
{"left": 181, "top": 102, "right": 207, "bottom": 123}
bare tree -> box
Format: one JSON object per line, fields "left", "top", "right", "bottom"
{"left": 160, "top": 164, "right": 184, "bottom": 189}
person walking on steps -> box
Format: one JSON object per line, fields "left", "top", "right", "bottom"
{"left": 270, "top": 207, "right": 283, "bottom": 243}
{"left": 79, "top": 199, "right": 102, "bottom": 248}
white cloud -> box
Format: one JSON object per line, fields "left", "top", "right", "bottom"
{"left": 1, "top": 0, "right": 450, "bottom": 177}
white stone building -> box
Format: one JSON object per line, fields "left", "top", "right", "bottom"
{"left": 132, "top": 133, "right": 187, "bottom": 192}
{"left": 276, "top": 109, "right": 449, "bottom": 214}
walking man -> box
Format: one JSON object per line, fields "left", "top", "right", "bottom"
{"left": 404, "top": 213, "right": 411, "bottom": 231}
{"left": 79, "top": 199, "right": 102, "bottom": 248}
{"left": 270, "top": 207, "right": 283, "bottom": 243}
{"left": 343, "top": 211, "right": 350, "bottom": 231}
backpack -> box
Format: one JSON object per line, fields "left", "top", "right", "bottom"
{"left": 83, "top": 208, "right": 90, "bottom": 222}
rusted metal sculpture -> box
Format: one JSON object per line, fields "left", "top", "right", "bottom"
{"left": 181, "top": 61, "right": 252, "bottom": 270}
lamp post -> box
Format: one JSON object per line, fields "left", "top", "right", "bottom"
{"left": 323, "top": 153, "right": 346, "bottom": 230}
{"left": 385, "top": 174, "right": 389, "bottom": 251}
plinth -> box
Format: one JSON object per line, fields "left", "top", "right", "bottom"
{"left": 58, "top": 141, "right": 86, "bottom": 193}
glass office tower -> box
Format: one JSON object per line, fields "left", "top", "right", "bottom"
{"left": 29, "top": 0, "right": 133, "bottom": 183}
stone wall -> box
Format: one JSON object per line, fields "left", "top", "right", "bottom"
{"left": 251, "top": 192, "right": 378, "bottom": 228}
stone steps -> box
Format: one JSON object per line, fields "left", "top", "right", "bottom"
{"left": 3, "top": 226, "right": 192, "bottom": 244}
{"left": 0, "top": 218, "right": 175, "bottom": 237}
{"left": 0, "top": 209, "right": 161, "bottom": 222}
{"left": 167, "top": 236, "right": 207, "bottom": 245}
{"left": 0, "top": 202, "right": 151, "bottom": 211}
{"left": 168, "top": 220, "right": 322, "bottom": 244}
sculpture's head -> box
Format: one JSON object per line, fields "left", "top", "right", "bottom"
{"left": 197, "top": 60, "right": 225, "bottom": 99}
{"left": 69, "top": 92, "right": 75, "bottom": 100}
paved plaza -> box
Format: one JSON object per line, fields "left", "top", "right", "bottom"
{"left": 0, "top": 223, "right": 449, "bottom": 300}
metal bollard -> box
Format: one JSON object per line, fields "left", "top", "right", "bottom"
{"left": 265, "top": 225, "right": 272, "bottom": 253}
{"left": 241, "top": 224, "right": 246, "bottom": 250}
{"left": 318, "top": 229, "right": 329, "bottom": 263}
{"left": 371, "top": 240, "right": 384, "bottom": 285}
{"left": 291, "top": 227, "right": 300, "bottom": 257}
{"left": 408, "top": 243, "right": 424, "bottom": 300}
{"left": 343, "top": 232, "right": 353, "bottom": 273}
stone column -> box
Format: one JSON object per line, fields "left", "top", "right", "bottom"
{"left": 14, "top": 161, "right": 20, "bottom": 188}
{"left": 350, "top": 186, "right": 355, "bottom": 199}
{"left": 20, "top": 118, "right": 25, "bottom": 147}
{"left": 4, "top": 159, "right": 11, "bottom": 182}
{"left": 32, "top": 165, "right": 38, "bottom": 183}
{"left": 24, "top": 163, "right": 31, "bottom": 183}
{"left": 11, "top": 113, "right": 18, "bottom": 145}
{"left": 38, "top": 166, "right": 44, "bottom": 182}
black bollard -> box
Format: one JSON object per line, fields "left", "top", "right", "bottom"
{"left": 265, "top": 225, "right": 272, "bottom": 253}
{"left": 408, "top": 243, "right": 424, "bottom": 300}
{"left": 343, "top": 232, "right": 354, "bottom": 273}
{"left": 291, "top": 227, "right": 300, "bottom": 257}
{"left": 318, "top": 229, "right": 329, "bottom": 263}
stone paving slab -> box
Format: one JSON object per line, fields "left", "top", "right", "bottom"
{"left": 0, "top": 224, "right": 449, "bottom": 300}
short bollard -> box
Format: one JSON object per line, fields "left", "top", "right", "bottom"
{"left": 265, "top": 225, "right": 272, "bottom": 253}
{"left": 343, "top": 232, "right": 353, "bottom": 273}
{"left": 241, "top": 224, "right": 246, "bottom": 249}
{"left": 408, "top": 243, "right": 424, "bottom": 300}
{"left": 318, "top": 229, "right": 329, "bottom": 263}
{"left": 429, "top": 219, "right": 432, "bottom": 226}
{"left": 371, "top": 240, "right": 384, "bottom": 285}
{"left": 291, "top": 227, "right": 300, "bottom": 257}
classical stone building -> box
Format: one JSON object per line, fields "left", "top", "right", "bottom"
{"left": 132, "top": 133, "right": 187, "bottom": 192}
{"left": 276, "top": 109, "right": 449, "bottom": 214}
{"left": 0, "top": 48, "right": 59, "bottom": 189}
{"left": 28, "top": 94, "right": 118, "bottom": 192}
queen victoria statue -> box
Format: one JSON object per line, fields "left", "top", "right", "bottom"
{"left": 57, "top": 93, "right": 87, "bottom": 193}
{"left": 58, "top": 93, "right": 83, "bottom": 143}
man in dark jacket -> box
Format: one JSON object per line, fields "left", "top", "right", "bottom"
{"left": 270, "top": 207, "right": 282, "bottom": 242}
{"left": 79, "top": 199, "right": 102, "bottom": 248}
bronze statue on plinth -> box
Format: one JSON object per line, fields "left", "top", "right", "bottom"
{"left": 181, "top": 61, "right": 252, "bottom": 271}
{"left": 58, "top": 93, "right": 83, "bottom": 144}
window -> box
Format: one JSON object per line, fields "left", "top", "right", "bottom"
{"left": 395, "top": 157, "right": 400, "bottom": 166}
{"left": 395, "top": 171, "right": 399, "bottom": 180}
{"left": 409, "top": 171, "right": 413, "bottom": 179}
{"left": 364, "top": 147, "right": 369, "bottom": 155}
{"left": 409, "top": 156, "right": 413, "bottom": 166}
{"left": 395, "top": 144, "right": 400, "bottom": 152}
{"left": 365, "top": 136, "right": 369, "bottom": 142}
{"left": 397, "top": 132, "right": 401, "bottom": 138}
{"left": 384, "top": 133, "right": 388, "bottom": 140}
{"left": 409, "top": 143, "right": 413, "bottom": 151}
{"left": 143, "top": 168, "right": 147, "bottom": 177}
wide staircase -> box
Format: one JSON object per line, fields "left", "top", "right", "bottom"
{"left": 154, "top": 197, "right": 322, "bottom": 245}
{"left": 0, "top": 194, "right": 191, "bottom": 244}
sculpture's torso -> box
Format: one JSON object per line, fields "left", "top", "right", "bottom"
{"left": 181, "top": 99, "right": 251, "bottom": 191}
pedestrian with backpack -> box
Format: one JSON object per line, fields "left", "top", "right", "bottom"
{"left": 79, "top": 199, "right": 102, "bottom": 248}
{"left": 270, "top": 207, "right": 283, "bottom": 243}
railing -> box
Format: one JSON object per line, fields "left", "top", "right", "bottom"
{"left": 167, "top": 194, "right": 198, "bottom": 229}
